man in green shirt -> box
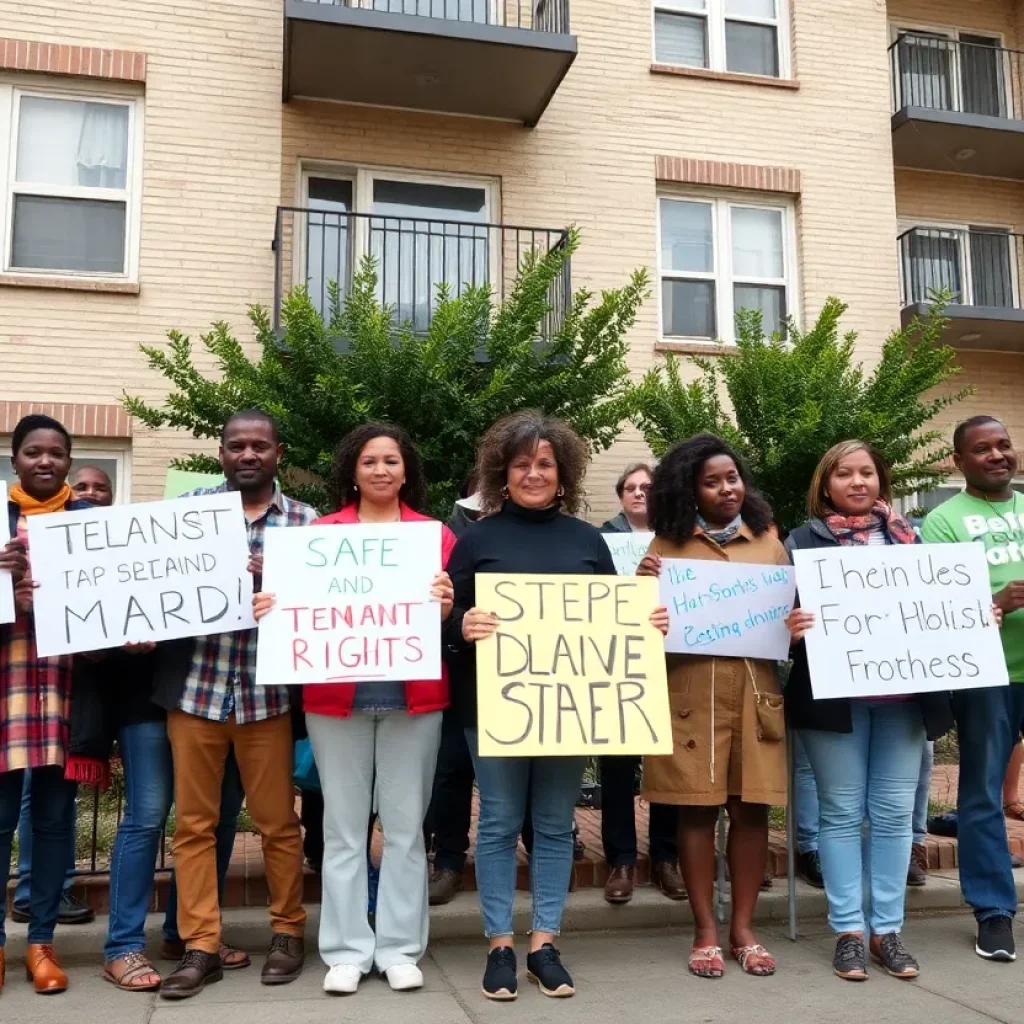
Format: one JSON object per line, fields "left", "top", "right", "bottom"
{"left": 921, "top": 415, "right": 1024, "bottom": 963}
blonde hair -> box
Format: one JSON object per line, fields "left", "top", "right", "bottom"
{"left": 807, "top": 440, "right": 892, "bottom": 519}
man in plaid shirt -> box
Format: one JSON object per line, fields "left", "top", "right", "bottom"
{"left": 154, "top": 411, "right": 318, "bottom": 1000}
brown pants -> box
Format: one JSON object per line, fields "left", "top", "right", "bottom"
{"left": 167, "top": 710, "right": 306, "bottom": 953}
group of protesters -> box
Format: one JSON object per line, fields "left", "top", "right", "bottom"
{"left": 0, "top": 406, "right": 1021, "bottom": 1000}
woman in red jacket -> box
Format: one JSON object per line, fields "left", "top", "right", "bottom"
{"left": 255, "top": 423, "right": 454, "bottom": 997}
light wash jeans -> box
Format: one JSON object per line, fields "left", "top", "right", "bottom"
{"left": 792, "top": 732, "right": 819, "bottom": 855}
{"left": 799, "top": 701, "right": 925, "bottom": 935}
{"left": 466, "top": 728, "right": 585, "bottom": 938}
{"left": 912, "top": 741, "right": 934, "bottom": 847}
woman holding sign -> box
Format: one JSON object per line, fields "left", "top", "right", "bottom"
{"left": 638, "top": 434, "right": 787, "bottom": 980}
{"left": 255, "top": 422, "right": 455, "bottom": 996}
{"left": 784, "top": 441, "right": 955, "bottom": 982}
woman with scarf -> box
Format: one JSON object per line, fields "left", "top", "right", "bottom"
{"left": 637, "top": 434, "right": 787, "bottom": 980}
{"left": 0, "top": 415, "right": 90, "bottom": 995}
{"left": 784, "top": 440, "right": 956, "bottom": 982}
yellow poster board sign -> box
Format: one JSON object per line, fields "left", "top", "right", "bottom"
{"left": 475, "top": 573, "right": 672, "bottom": 757}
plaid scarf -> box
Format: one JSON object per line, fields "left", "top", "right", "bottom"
{"left": 696, "top": 512, "right": 743, "bottom": 546}
{"left": 823, "top": 500, "right": 917, "bottom": 546}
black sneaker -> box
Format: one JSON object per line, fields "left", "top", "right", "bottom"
{"left": 482, "top": 947, "right": 518, "bottom": 1001}
{"left": 976, "top": 916, "right": 1016, "bottom": 962}
{"left": 526, "top": 944, "right": 575, "bottom": 998}
{"left": 9, "top": 901, "right": 30, "bottom": 924}
{"left": 58, "top": 890, "right": 95, "bottom": 925}
{"left": 833, "top": 934, "right": 868, "bottom": 981}
{"left": 797, "top": 850, "right": 824, "bottom": 889}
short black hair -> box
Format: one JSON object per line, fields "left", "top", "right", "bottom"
{"left": 953, "top": 415, "right": 1005, "bottom": 454}
{"left": 12, "top": 414, "right": 72, "bottom": 457}
{"left": 328, "top": 421, "right": 428, "bottom": 514}
{"left": 221, "top": 409, "right": 279, "bottom": 444}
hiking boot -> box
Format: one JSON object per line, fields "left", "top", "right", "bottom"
{"left": 428, "top": 868, "right": 463, "bottom": 906}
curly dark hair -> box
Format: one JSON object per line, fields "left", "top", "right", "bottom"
{"left": 648, "top": 433, "right": 774, "bottom": 544}
{"left": 476, "top": 410, "right": 589, "bottom": 515}
{"left": 328, "top": 421, "right": 429, "bottom": 514}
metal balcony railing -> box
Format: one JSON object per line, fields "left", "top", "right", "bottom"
{"left": 898, "top": 226, "right": 1023, "bottom": 309}
{"left": 295, "top": 0, "right": 570, "bottom": 33}
{"left": 889, "top": 31, "right": 1023, "bottom": 120}
{"left": 273, "top": 208, "right": 571, "bottom": 338}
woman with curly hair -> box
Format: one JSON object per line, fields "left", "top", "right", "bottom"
{"left": 445, "top": 410, "right": 669, "bottom": 1002}
{"left": 638, "top": 434, "right": 787, "bottom": 980}
{"left": 255, "top": 422, "right": 455, "bottom": 996}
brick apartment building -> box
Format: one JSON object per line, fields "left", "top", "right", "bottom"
{"left": 0, "top": 0, "right": 1020, "bottom": 519}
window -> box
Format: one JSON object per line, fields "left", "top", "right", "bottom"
{"left": 0, "top": 84, "right": 142, "bottom": 280}
{"left": 0, "top": 442, "right": 131, "bottom": 504}
{"left": 653, "top": 0, "right": 788, "bottom": 78}
{"left": 902, "top": 478, "right": 1024, "bottom": 519}
{"left": 658, "top": 194, "right": 794, "bottom": 342}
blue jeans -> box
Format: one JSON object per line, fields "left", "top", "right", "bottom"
{"left": 105, "top": 721, "right": 175, "bottom": 960}
{"left": 799, "top": 701, "right": 925, "bottom": 935}
{"left": 912, "top": 740, "right": 934, "bottom": 847}
{"left": 792, "top": 732, "right": 819, "bottom": 855}
{"left": 163, "top": 749, "right": 244, "bottom": 944}
{"left": 0, "top": 766, "right": 79, "bottom": 946}
{"left": 952, "top": 683, "right": 1024, "bottom": 922}
{"left": 15, "top": 769, "right": 77, "bottom": 904}
{"left": 466, "top": 728, "right": 584, "bottom": 938}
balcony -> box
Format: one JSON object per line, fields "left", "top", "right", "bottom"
{"left": 898, "top": 225, "right": 1024, "bottom": 352}
{"left": 889, "top": 32, "right": 1024, "bottom": 179}
{"left": 273, "top": 206, "right": 571, "bottom": 344}
{"left": 283, "top": 0, "right": 577, "bottom": 126}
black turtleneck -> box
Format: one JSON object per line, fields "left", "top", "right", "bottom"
{"left": 443, "top": 500, "right": 617, "bottom": 726}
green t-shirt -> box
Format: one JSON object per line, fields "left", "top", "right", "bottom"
{"left": 921, "top": 490, "right": 1024, "bottom": 682}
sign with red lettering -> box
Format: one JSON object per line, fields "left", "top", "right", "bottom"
{"left": 254, "top": 521, "right": 442, "bottom": 686}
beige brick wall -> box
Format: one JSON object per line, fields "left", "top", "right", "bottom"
{"left": 888, "top": 0, "right": 1021, "bottom": 47}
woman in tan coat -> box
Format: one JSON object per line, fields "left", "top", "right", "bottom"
{"left": 638, "top": 434, "right": 787, "bottom": 980}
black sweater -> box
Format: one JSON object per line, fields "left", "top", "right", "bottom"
{"left": 444, "top": 500, "right": 617, "bottom": 727}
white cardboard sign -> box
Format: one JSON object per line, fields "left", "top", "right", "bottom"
{"left": 602, "top": 531, "right": 654, "bottom": 577}
{"left": 0, "top": 481, "right": 14, "bottom": 625}
{"left": 255, "top": 521, "right": 442, "bottom": 687}
{"left": 660, "top": 558, "right": 796, "bottom": 660}
{"left": 792, "top": 542, "right": 1009, "bottom": 698}
{"left": 27, "top": 491, "right": 256, "bottom": 656}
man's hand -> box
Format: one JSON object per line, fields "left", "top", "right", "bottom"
{"left": 994, "top": 581, "right": 1024, "bottom": 615}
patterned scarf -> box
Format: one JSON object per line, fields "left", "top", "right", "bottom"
{"left": 9, "top": 481, "right": 72, "bottom": 516}
{"left": 696, "top": 512, "right": 744, "bottom": 546}
{"left": 824, "top": 500, "right": 917, "bottom": 546}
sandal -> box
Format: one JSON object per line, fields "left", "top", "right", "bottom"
{"left": 732, "top": 944, "right": 776, "bottom": 977}
{"left": 1004, "top": 801, "right": 1024, "bottom": 821}
{"left": 687, "top": 945, "right": 724, "bottom": 979}
{"left": 220, "top": 944, "right": 251, "bottom": 970}
{"left": 103, "top": 951, "right": 162, "bottom": 991}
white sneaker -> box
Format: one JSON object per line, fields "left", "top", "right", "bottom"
{"left": 385, "top": 964, "right": 424, "bottom": 991}
{"left": 324, "top": 964, "right": 362, "bottom": 994}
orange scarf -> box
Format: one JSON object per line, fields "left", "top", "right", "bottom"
{"left": 8, "top": 482, "right": 72, "bottom": 516}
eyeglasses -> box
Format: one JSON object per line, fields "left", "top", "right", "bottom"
{"left": 622, "top": 484, "right": 651, "bottom": 495}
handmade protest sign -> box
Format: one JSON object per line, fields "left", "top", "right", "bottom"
{"left": 27, "top": 492, "right": 255, "bottom": 657}
{"left": 792, "top": 542, "right": 1008, "bottom": 699}
{"left": 0, "top": 481, "right": 13, "bottom": 625}
{"left": 660, "top": 558, "right": 796, "bottom": 660}
{"left": 255, "top": 521, "right": 441, "bottom": 687}
{"left": 602, "top": 531, "right": 654, "bottom": 577}
{"left": 475, "top": 573, "right": 671, "bottom": 757}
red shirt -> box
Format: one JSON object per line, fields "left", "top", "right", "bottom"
{"left": 301, "top": 502, "right": 457, "bottom": 719}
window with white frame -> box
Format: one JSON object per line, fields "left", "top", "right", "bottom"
{"left": 658, "top": 193, "right": 794, "bottom": 343}
{"left": 902, "top": 478, "right": 1024, "bottom": 519}
{"left": 0, "top": 441, "right": 131, "bottom": 503}
{"left": 653, "top": 0, "right": 787, "bottom": 78}
{"left": 0, "top": 83, "right": 142, "bottom": 279}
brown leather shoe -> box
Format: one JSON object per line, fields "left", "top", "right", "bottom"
{"left": 429, "top": 868, "right": 463, "bottom": 906}
{"left": 907, "top": 843, "right": 928, "bottom": 887}
{"left": 651, "top": 860, "right": 687, "bottom": 901}
{"left": 25, "top": 944, "right": 67, "bottom": 995}
{"left": 604, "top": 865, "right": 634, "bottom": 904}
{"left": 160, "top": 949, "right": 223, "bottom": 1000}
{"left": 261, "top": 933, "right": 304, "bottom": 985}
{"left": 160, "top": 939, "right": 185, "bottom": 962}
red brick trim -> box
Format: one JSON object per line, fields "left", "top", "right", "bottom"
{"left": 0, "top": 38, "right": 146, "bottom": 83}
{"left": 655, "top": 155, "right": 801, "bottom": 194}
{"left": 651, "top": 64, "right": 799, "bottom": 90}
{"left": 0, "top": 402, "right": 131, "bottom": 439}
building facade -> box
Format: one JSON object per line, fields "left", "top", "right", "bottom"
{"left": 0, "top": 0, "right": 1020, "bottom": 519}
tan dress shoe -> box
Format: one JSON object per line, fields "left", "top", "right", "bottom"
{"left": 651, "top": 860, "right": 688, "bottom": 901}
{"left": 604, "top": 865, "right": 635, "bottom": 904}
{"left": 25, "top": 944, "right": 67, "bottom": 994}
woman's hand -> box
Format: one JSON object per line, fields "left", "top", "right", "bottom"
{"left": 124, "top": 641, "right": 157, "bottom": 655}
{"left": 462, "top": 607, "right": 499, "bottom": 643}
{"left": 253, "top": 592, "right": 276, "bottom": 621}
{"left": 430, "top": 571, "right": 455, "bottom": 622}
{"left": 649, "top": 605, "right": 670, "bottom": 636}
{"left": 247, "top": 554, "right": 264, "bottom": 578}
{"left": 0, "top": 540, "right": 28, "bottom": 582}
{"left": 992, "top": 603, "right": 1005, "bottom": 629}
{"left": 13, "top": 576, "right": 37, "bottom": 614}
{"left": 785, "top": 609, "right": 816, "bottom": 642}
{"left": 636, "top": 553, "right": 662, "bottom": 578}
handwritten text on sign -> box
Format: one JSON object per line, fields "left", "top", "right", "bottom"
{"left": 0, "top": 481, "right": 13, "bottom": 625}
{"left": 475, "top": 574, "right": 671, "bottom": 757}
{"left": 28, "top": 492, "right": 256, "bottom": 657}
{"left": 792, "top": 543, "right": 1009, "bottom": 699}
{"left": 603, "top": 531, "right": 654, "bottom": 577}
{"left": 660, "top": 558, "right": 796, "bottom": 660}
{"left": 255, "top": 521, "right": 441, "bottom": 687}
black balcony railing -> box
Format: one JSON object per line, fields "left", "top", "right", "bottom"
{"left": 889, "top": 31, "right": 1022, "bottom": 120}
{"left": 273, "top": 207, "right": 571, "bottom": 339}
{"left": 898, "top": 226, "right": 1023, "bottom": 309}
{"left": 296, "top": 0, "right": 570, "bottom": 33}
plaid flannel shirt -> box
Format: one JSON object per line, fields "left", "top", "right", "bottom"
{"left": 178, "top": 482, "right": 318, "bottom": 724}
